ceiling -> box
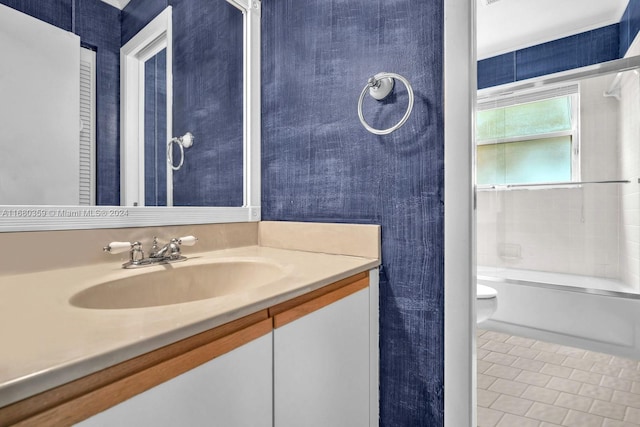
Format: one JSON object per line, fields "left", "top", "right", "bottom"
{"left": 477, "top": 0, "right": 630, "bottom": 59}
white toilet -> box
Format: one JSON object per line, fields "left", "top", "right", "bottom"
{"left": 477, "top": 284, "right": 498, "bottom": 324}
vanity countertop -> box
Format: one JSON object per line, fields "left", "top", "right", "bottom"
{"left": 0, "top": 244, "right": 380, "bottom": 408}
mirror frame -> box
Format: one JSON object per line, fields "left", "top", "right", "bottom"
{"left": 0, "top": 0, "right": 261, "bottom": 232}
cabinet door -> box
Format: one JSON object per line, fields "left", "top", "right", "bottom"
{"left": 274, "top": 284, "right": 372, "bottom": 427}
{"left": 77, "top": 333, "right": 272, "bottom": 427}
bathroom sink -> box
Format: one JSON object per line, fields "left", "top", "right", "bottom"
{"left": 70, "top": 260, "right": 286, "bottom": 309}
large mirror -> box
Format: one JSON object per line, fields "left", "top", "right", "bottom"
{"left": 0, "top": 0, "right": 260, "bottom": 231}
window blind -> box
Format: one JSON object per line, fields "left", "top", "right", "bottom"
{"left": 79, "top": 48, "right": 96, "bottom": 206}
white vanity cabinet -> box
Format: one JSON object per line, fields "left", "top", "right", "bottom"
{"left": 77, "top": 332, "right": 272, "bottom": 427}
{"left": 3, "top": 271, "right": 378, "bottom": 427}
{"left": 271, "top": 270, "right": 379, "bottom": 427}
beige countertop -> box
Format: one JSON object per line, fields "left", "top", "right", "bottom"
{"left": 0, "top": 244, "right": 379, "bottom": 408}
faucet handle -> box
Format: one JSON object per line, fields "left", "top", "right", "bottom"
{"left": 103, "top": 241, "right": 134, "bottom": 254}
{"left": 177, "top": 236, "right": 198, "bottom": 246}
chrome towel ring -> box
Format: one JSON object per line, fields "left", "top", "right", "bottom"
{"left": 168, "top": 132, "right": 194, "bottom": 171}
{"left": 357, "top": 72, "right": 414, "bottom": 135}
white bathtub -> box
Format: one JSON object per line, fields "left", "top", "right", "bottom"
{"left": 478, "top": 266, "right": 640, "bottom": 359}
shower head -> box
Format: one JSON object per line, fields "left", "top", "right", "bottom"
{"left": 480, "top": 0, "right": 502, "bottom": 5}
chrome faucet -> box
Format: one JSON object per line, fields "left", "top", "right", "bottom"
{"left": 150, "top": 237, "right": 186, "bottom": 261}
{"left": 103, "top": 236, "right": 198, "bottom": 268}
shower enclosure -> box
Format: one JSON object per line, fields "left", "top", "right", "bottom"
{"left": 476, "top": 55, "right": 640, "bottom": 357}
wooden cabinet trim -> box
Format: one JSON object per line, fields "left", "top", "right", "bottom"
{"left": 12, "top": 318, "right": 273, "bottom": 427}
{"left": 268, "top": 271, "right": 368, "bottom": 319}
{"left": 272, "top": 276, "right": 369, "bottom": 328}
{"left": 1, "top": 310, "right": 269, "bottom": 427}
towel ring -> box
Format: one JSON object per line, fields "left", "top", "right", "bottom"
{"left": 168, "top": 132, "right": 194, "bottom": 171}
{"left": 357, "top": 72, "right": 414, "bottom": 135}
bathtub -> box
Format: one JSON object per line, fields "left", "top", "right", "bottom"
{"left": 478, "top": 266, "right": 640, "bottom": 359}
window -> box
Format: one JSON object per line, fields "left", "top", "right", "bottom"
{"left": 476, "top": 84, "right": 580, "bottom": 187}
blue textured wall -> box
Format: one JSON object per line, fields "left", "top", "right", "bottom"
{"left": 620, "top": 0, "right": 640, "bottom": 57}
{"left": 516, "top": 25, "right": 620, "bottom": 81}
{"left": 75, "top": 0, "right": 121, "bottom": 205}
{"left": 478, "top": 24, "right": 620, "bottom": 89}
{"left": 144, "top": 49, "right": 168, "bottom": 206}
{"left": 121, "top": 0, "right": 167, "bottom": 45}
{"left": 0, "top": 0, "right": 121, "bottom": 205}
{"left": 262, "top": 0, "right": 445, "bottom": 424}
{"left": 478, "top": 52, "right": 516, "bottom": 90}
{"left": 0, "top": 0, "right": 71, "bottom": 30}
{"left": 171, "top": 0, "right": 243, "bottom": 207}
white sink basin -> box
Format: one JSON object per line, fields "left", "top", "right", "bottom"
{"left": 70, "top": 260, "right": 286, "bottom": 309}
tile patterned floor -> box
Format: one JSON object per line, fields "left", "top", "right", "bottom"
{"left": 477, "top": 329, "right": 640, "bottom": 427}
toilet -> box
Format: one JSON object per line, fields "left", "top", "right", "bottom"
{"left": 477, "top": 284, "right": 498, "bottom": 324}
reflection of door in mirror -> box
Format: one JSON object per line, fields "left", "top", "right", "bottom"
{"left": 0, "top": 4, "right": 85, "bottom": 205}
{"left": 143, "top": 48, "right": 168, "bottom": 207}
{"left": 121, "top": 8, "right": 172, "bottom": 207}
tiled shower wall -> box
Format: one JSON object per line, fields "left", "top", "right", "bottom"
{"left": 261, "top": 0, "right": 445, "bottom": 424}
{"left": 619, "top": 40, "right": 640, "bottom": 290}
{"left": 477, "top": 0, "right": 640, "bottom": 289}
{"left": 477, "top": 75, "right": 623, "bottom": 279}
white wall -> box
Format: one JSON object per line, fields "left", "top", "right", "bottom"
{"left": 477, "top": 74, "right": 624, "bottom": 280}
{"left": 444, "top": 0, "right": 475, "bottom": 424}
{"left": 619, "top": 37, "right": 640, "bottom": 291}
{"left": 0, "top": 4, "right": 80, "bottom": 205}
